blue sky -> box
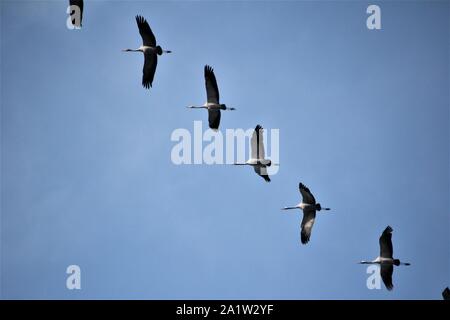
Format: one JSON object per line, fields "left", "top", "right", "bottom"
{"left": 1, "top": 0, "right": 449, "bottom": 299}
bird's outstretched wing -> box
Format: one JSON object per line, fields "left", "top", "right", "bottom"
{"left": 380, "top": 264, "right": 394, "bottom": 291}
{"left": 251, "top": 125, "right": 265, "bottom": 160}
{"left": 299, "top": 183, "right": 316, "bottom": 205}
{"left": 300, "top": 209, "right": 316, "bottom": 244}
{"left": 204, "top": 65, "right": 220, "bottom": 104}
{"left": 443, "top": 287, "right": 450, "bottom": 300}
{"left": 69, "top": 0, "right": 83, "bottom": 27}
{"left": 136, "top": 15, "right": 156, "bottom": 47}
{"left": 253, "top": 166, "right": 270, "bottom": 182}
{"left": 142, "top": 51, "right": 157, "bottom": 89}
{"left": 208, "top": 109, "right": 221, "bottom": 130}
{"left": 379, "top": 226, "right": 394, "bottom": 259}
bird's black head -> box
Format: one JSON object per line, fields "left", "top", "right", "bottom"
{"left": 156, "top": 46, "right": 163, "bottom": 55}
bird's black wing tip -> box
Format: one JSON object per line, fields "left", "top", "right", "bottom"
{"left": 299, "top": 182, "right": 309, "bottom": 191}
{"left": 205, "top": 65, "right": 214, "bottom": 74}
{"left": 301, "top": 233, "right": 310, "bottom": 245}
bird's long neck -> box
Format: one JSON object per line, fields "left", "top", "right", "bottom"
{"left": 188, "top": 105, "right": 207, "bottom": 109}
{"left": 123, "top": 48, "right": 142, "bottom": 52}
{"left": 282, "top": 206, "right": 298, "bottom": 210}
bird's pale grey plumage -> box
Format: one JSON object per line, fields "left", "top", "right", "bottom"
{"left": 299, "top": 183, "right": 318, "bottom": 244}
{"left": 251, "top": 125, "right": 265, "bottom": 160}
{"left": 300, "top": 209, "right": 316, "bottom": 244}
{"left": 250, "top": 125, "right": 270, "bottom": 182}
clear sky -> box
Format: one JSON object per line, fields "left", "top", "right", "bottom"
{"left": 1, "top": 0, "right": 449, "bottom": 299}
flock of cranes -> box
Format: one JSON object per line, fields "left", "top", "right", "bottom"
{"left": 67, "top": 1, "right": 448, "bottom": 297}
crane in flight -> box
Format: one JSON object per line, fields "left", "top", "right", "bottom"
{"left": 233, "top": 125, "right": 273, "bottom": 182}
{"left": 123, "top": 15, "right": 171, "bottom": 89}
{"left": 187, "top": 65, "right": 235, "bottom": 130}
{"left": 282, "top": 183, "right": 330, "bottom": 244}
{"left": 359, "top": 226, "right": 410, "bottom": 290}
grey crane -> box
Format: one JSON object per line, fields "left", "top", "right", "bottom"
{"left": 359, "top": 226, "right": 410, "bottom": 291}
{"left": 123, "top": 15, "right": 171, "bottom": 89}
{"left": 282, "top": 183, "right": 331, "bottom": 244}
{"left": 233, "top": 125, "right": 273, "bottom": 182}
{"left": 187, "top": 65, "right": 235, "bottom": 130}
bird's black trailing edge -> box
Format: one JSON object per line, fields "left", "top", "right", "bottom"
{"left": 383, "top": 225, "right": 394, "bottom": 235}
{"left": 301, "top": 230, "right": 310, "bottom": 244}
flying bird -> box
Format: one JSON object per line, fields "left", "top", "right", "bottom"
{"left": 234, "top": 125, "right": 273, "bottom": 182}
{"left": 187, "top": 65, "right": 235, "bottom": 130}
{"left": 282, "top": 183, "right": 330, "bottom": 244}
{"left": 359, "top": 226, "right": 410, "bottom": 291}
{"left": 69, "top": 0, "right": 83, "bottom": 28}
{"left": 123, "top": 15, "right": 171, "bottom": 89}
{"left": 443, "top": 287, "right": 450, "bottom": 300}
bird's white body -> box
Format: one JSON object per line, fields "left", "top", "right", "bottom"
{"left": 139, "top": 45, "right": 154, "bottom": 53}
{"left": 298, "top": 203, "right": 312, "bottom": 210}
{"left": 284, "top": 202, "right": 314, "bottom": 211}
{"left": 200, "top": 102, "right": 222, "bottom": 110}
{"left": 362, "top": 257, "right": 396, "bottom": 264}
